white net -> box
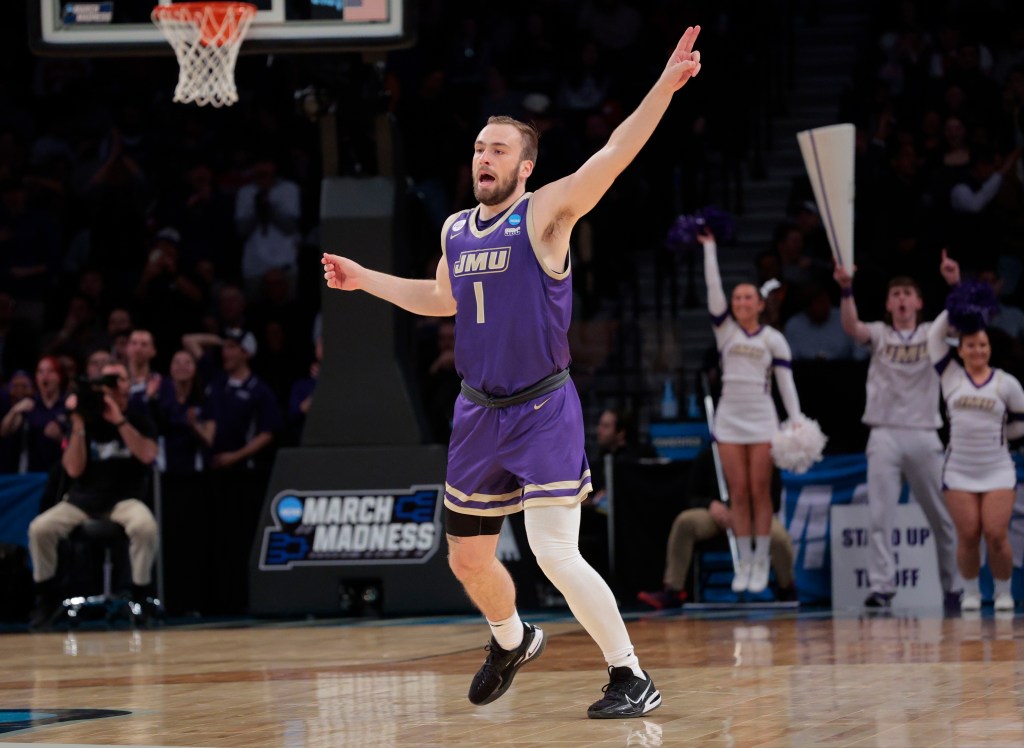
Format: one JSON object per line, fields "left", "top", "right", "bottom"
{"left": 151, "top": 3, "right": 256, "bottom": 108}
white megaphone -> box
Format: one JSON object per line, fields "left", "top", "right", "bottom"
{"left": 796, "top": 123, "right": 855, "bottom": 269}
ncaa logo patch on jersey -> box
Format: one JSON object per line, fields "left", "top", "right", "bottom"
{"left": 452, "top": 248, "right": 511, "bottom": 276}
{"left": 507, "top": 213, "right": 522, "bottom": 226}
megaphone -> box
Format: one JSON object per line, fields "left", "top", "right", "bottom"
{"left": 797, "top": 123, "right": 855, "bottom": 269}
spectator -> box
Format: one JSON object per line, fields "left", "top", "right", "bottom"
{"left": 285, "top": 336, "right": 321, "bottom": 447}
{"left": 44, "top": 294, "right": 100, "bottom": 361}
{"left": 165, "top": 158, "right": 237, "bottom": 275}
{"left": 587, "top": 407, "right": 657, "bottom": 511}
{"left": 182, "top": 327, "right": 282, "bottom": 614}
{"left": 784, "top": 283, "right": 868, "bottom": 361}
{"left": 234, "top": 155, "right": 300, "bottom": 300}
{"left": 0, "top": 355, "right": 68, "bottom": 473}
{"left": 132, "top": 228, "right": 203, "bottom": 363}
{"left": 0, "top": 369, "right": 34, "bottom": 472}
{"left": 27, "top": 361, "right": 159, "bottom": 630}
{"left": 152, "top": 348, "right": 211, "bottom": 616}
{"left": 0, "top": 178, "right": 61, "bottom": 329}
{"left": 419, "top": 318, "right": 461, "bottom": 443}
{"left": 770, "top": 223, "right": 815, "bottom": 323}
{"left": 82, "top": 128, "right": 150, "bottom": 302}
{"left": 124, "top": 329, "right": 161, "bottom": 413}
{"left": 103, "top": 308, "right": 134, "bottom": 365}
{"left": 206, "top": 284, "right": 248, "bottom": 335}
{"left": 637, "top": 445, "right": 796, "bottom": 609}
{"left": 977, "top": 267, "right": 1024, "bottom": 341}
{"left": 948, "top": 145, "right": 1021, "bottom": 268}
{"left": 84, "top": 348, "right": 113, "bottom": 379}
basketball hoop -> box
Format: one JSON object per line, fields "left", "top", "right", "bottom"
{"left": 151, "top": 2, "right": 257, "bottom": 108}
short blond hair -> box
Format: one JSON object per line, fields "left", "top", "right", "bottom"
{"left": 486, "top": 116, "right": 539, "bottom": 164}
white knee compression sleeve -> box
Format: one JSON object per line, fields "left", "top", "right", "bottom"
{"left": 524, "top": 503, "right": 641, "bottom": 676}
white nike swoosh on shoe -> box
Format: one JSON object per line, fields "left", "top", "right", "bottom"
{"left": 533, "top": 398, "right": 552, "bottom": 411}
{"left": 626, "top": 681, "right": 651, "bottom": 706}
{"left": 525, "top": 629, "right": 543, "bottom": 657}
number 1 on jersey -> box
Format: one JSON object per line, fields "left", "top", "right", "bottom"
{"left": 473, "top": 281, "right": 485, "bottom": 324}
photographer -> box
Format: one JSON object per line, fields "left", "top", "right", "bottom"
{"left": 234, "top": 154, "right": 300, "bottom": 299}
{"left": 27, "top": 362, "right": 159, "bottom": 630}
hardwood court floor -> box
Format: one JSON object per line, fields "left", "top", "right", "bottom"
{"left": 0, "top": 607, "right": 1022, "bottom": 747}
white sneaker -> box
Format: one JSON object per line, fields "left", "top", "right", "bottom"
{"left": 994, "top": 592, "right": 1015, "bottom": 612}
{"left": 732, "top": 560, "right": 751, "bottom": 593}
{"left": 747, "top": 558, "right": 770, "bottom": 594}
{"left": 961, "top": 592, "right": 982, "bottom": 612}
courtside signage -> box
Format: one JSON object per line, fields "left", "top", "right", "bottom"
{"left": 259, "top": 485, "right": 443, "bottom": 570}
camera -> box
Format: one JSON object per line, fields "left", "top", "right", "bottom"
{"left": 73, "top": 374, "right": 118, "bottom": 426}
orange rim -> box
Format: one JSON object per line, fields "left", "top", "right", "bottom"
{"left": 152, "top": 2, "right": 257, "bottom": 47}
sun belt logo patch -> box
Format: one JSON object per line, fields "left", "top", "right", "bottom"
{"left": 452, "top": 248, "right": 511, "bottom": 276}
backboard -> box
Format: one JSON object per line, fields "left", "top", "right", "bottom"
{"left": 29, "top": 0, "right": 413, "bottom": 56}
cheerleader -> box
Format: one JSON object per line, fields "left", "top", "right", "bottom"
{"left": 834, "top": 254, "right": 962, "bottom": 609}
{"left": 701, "top": 229, "right": 806, "bottom": 593}
{"left": 927, "top": 285, "right": 1024, "bottom": 612}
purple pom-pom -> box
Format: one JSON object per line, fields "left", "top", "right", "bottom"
{"left": 666, "top": 206, "right": 736, "bottom": 253}
{"left": 946, "top": 280, "right": 999, "bottom": 334}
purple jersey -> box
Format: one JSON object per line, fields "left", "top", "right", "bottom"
{"left": 444, "top": 194, "right": 572, "bottom": 396}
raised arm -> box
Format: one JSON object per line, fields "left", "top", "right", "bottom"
{"left": 700, "top": 233, "right": 728, "bottom": 321}
{"left": 833, "top": 264, "right": 871, "bottom": 344}
{"left": 530, "top": 26, "right": 701, "bottom": 267}
{"left": 927, "top": 309, "right": 954, "bottom": 370}
{"left": 939, "top": 248, "right": 960, "bottom": 287}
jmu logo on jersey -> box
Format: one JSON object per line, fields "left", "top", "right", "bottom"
{"left": 883, "top": 342, "right": 927, "bottom": 364}
{"left": 953, "top": 394, "right": 996, "bottom": 411}
{"left": 731, "top": 343, "right": 766, "bottom": 360}
{"left": 452, "top": 248, "right": 511, "bottom": 277}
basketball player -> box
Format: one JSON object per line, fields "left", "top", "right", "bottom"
{"left": 322, "top": 26, "right": 703, "bottom": 719}
{"left": 928, "top": 301, "right": 1024, "bottom": 612}
{"left": 834, "top": 255, "right": 962, "bottom": 609}
{"left": 700, "top": 229, "right": 806, "bottom": 595}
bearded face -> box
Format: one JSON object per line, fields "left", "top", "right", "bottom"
{"left": 473, "top": 160, "right": 522, "bottom": 206}
{"left": 472, "top": 123, "right": 533, "bottom": 207}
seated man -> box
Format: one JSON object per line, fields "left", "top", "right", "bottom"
{"left": 28, "top": 361, "right": 160, "bottom": 629}
{"left": 587, "top": 408, "right": 658, "bottom": 511}
{"left": 637, "top": 444, "right": 797, "bottom": 608}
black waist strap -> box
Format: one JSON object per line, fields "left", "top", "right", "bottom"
{"left": 460, "top": 368, "right": 571, "bottom": 409}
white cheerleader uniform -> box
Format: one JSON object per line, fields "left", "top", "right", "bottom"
{"left": 704, "top": 242, "right": 801, "bottom": 444}
{"left": 928, "top": 311, "right": 1024, "bottom": 492}
{"left": 858, "top": 320, "right": 959, "bottom": 598}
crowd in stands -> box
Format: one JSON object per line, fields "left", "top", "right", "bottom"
{"left": 761, "top": 1, "right": 1024, "bottom": 376}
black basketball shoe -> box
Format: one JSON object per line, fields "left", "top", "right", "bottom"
{"left": 467, "top": 622, "right": 546, "bottom": 705}
{"left": 587, "top": 666, "right": 662, "bottom": 719}
{"left": 863, "top": 591, "right": 894, "bottom": 608}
